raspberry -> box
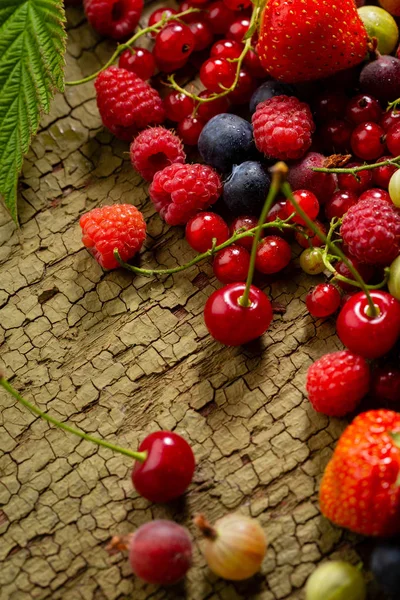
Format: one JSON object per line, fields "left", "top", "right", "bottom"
{"left": 149, "top": 163, "right": 222, "bottom": 226}
{"left": 341, "top": 199, "right": 400, "bottom": 266}
{"left": 80, "top": 204, "right": 146, "bottom": 269}
{"left": 306, "top": 350, "right": 370, "bottom": 417}
{"left": 84, "top": 0, "right": 143, "bottom": 40}
{"left": 252, "top": 95, "right": 315, "bottom": 160}
{"left": 95, "top": 67, "right": 165, "bottom": 141}
{"left": 130, "top": 127, "right": 186, "bottom": 181}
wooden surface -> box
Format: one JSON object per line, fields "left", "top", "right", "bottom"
{"left": 0, "top": 4, "right": 372, "bottom": 600}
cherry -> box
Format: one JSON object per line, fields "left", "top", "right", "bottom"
{"left": 313, "top": 92, "right": 348, "bottom": 122}
{"left": 223, "top": 0, "right": 251, "bottom": 9}
{"left": 132, "top": 431, "right": 195, "bottom": 503}
{"left": 386, "top": 123, "right": 400, "bottom": 156}
{"left": 295, "top": 219, "right": 326, "bottom": 248}
{"left": 177, "top": 115, "right": 205, "bottom": 145}
{"left": 213, "top": 244, "right": 250, "bottom": 283}
{"left": 325, "top": 190, "right": 358, "bottom": 220}
{"left": 226, "top": 17, "right": 250, "bottom": 43}
{"left": 148, "top": 8, "right": 178, "bottom": 36}
{"left": 255, "top": 236, "right": 291, "bottom": 274}
{"left": 200, "top": 57, "right": 236, "bottom": 92}
{"left": 350, "top": 122, "right": 386, "bottom": 161}
{"left": 228, "top": 68, "right": 256, "bottom": 105}
{"left": 210, "top": 39, "right": 243, "bottom": 60}
{"left": 118, "top": 47, "right": 155, "bottom": 80}
{"left": 337, "top": 162, "right": 373, "bottom": 194}
{"left": 345, "top": 94, "right": 382, "bottom": 124}
{"left": 204, "top": 282, "right": 273, "bottom": 346}
{"left": 243, "top": 49, "right": 266, "bottom": 79}
{"left": 185, "top": 212, "right": 229, "bottom": 252}
{"left": 189, "top": 19, "right": 214, "bottom": 51}
{"left": 336, "top": 290, "right": 400, "bottom": 359}
{"left": 284, "top": 189, "right": 320, "bottom": 226}
{"left": 319, "top": 119, "right": 353, "bottom": 153}
{"left": 154, "top": 24, "right": 195, "bottom": 63}
{"left": 335, "top": 257, "right": 375, "bottom": 292}
{"left": 358, "top": 188, "right": 391, "bottom": 203}
{"left": 381, "top": 109, "right": 400, "bottom": 132}
{"left": 372, "top": 156, "right": 398, "bottom": 189}
{"left": 230, "top": 215, "right": 259, "bottom": 250}
{"left": 196, "top": 90, "right": 230, "bottom": 122}
{"left": 306, "top": 283, "right": 341, "bottom": 318}
{"left": 372, "top": 366, "right": 400, "bottom": 402}
{"left": 206, "top": 1, "right": 237, "bottom": 34}
{"left": 163, "top": 91, "right": 194, "bottom": 122}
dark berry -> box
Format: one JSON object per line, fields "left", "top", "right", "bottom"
{"left": 185, "top": 212, "right": 229, "bottom": 252}
{"left": 371, "top": 539, "right": 400, "bottom": 598}
{"left": 243, "top": 49, "right": 267, "bottom": 79}
{"left": 346, "top": 94, "right": 382, "bottom": 124}
{"left": 360, "top": 55, "right": 400, "bottom": 103}
{"left": 223, "top": 0, "right": 251, "bottom": 9}
{"left": 319, "top": 119, "right": 353, "bottom": 153}
{"left": 249, "top": 80, "right": 296, "bottom": 114}
{"left": 213, "top": 244, "right": 250, "bottom": 283}
{"left": 372, "top": 366, "right": 400, "bottom": 402}
{"left": 223, "top": 161, "right": 271, "bottom": 216}
{"left": 313, "top": 91, "right": 348, "bottom": 122}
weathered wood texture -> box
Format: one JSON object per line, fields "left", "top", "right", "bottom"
{"left": 0, "top": 4, "right": 371, "bottom": 600}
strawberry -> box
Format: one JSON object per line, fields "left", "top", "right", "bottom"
{"left": 320, "top": 410, "right": 400, "bottom": 537}
{"left": 257, "top": 0, "right": 368, "bottom": 83}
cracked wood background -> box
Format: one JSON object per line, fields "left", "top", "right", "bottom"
{"left": 0, "top": 4, "right": 373, "bottom": 600}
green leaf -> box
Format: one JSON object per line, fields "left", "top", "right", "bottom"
{"left": 0, "top": 0, "right": 66, "bottom": 223}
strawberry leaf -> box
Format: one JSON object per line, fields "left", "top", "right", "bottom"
{"left": 0, "top": 0, "right": 66, "bottom": 223}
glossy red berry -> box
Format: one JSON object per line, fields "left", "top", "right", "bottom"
{"left": 386, "top": 123, "right": 400, "bottom": 156}
{"left": 204, "top": 282, "right": 273, "bottom": 346}
{"left": 210, "top": 38, "right": 243, "bottom": 60}
{"left": 255, "top": 236, "right": 291, "bottom": 274}
{"left": 223, "top": 0, "right": 251, "bottom": 9}
{"left": 230, "top": 215, "right": 259, "bottom": 250}
{"left": 350, "top": 122, "right": 386, "bottom": 161}
{"left": 313, "top": 92, "right": 348, "bottom": 122}
{"left": 207, "top": 1, "right": 237, "bottom": 34}
{"left": 213, "top": 244, "right": 250, "bottom": 283}
{"left": 154, "top": 23, "right": 195, "bottom": 63}
{"left": 179, "top": 0, "right": 207, "bottom": 21}
{"left": 227, "top": 17, "right": 250, "bottom": 43}
{"left": 148, "top": 8, "right": 178, "bottom": 36}
{"left": 185, "top": 212, "right": 229, "bottom": 252}
{"left": 200, "top": 57, "right": 236, "bottom": 92}
{"left": 306, "top": 283, "right": 341, "bottom": 318}
{"left": 229, "top": 69, "right": 256, "bottom": 105}
{"left": 319, "top": 119, "right": 353, "bottom": 153}
{"left": 346, "top": 94, "right": 382, "bottom": 124}
{"left": 336, "top": 290, "right": 400, "bottom": 359}
{"left": 358, "top": 188, "right": 391, "bottom": 203}
{"left": 154, "top": 55, "right": 187, "bottom": 74}
{"left": 177, "top": 115, "right": 205, "bottom": 145}
{"left": 372, "top": 366, "right": 400, "bottom": 402}
{"left": 118, "top": 48, "right": 155, "bottom": 80}
{"left": 335, "top": 257, "right": 375, "bottom": 292}
{"left": 372, "top": 155, "right": 398, "bottom": 189}
{"left": 189, "top": 19, "right": 214, "bottom": 51}
{"left": 325, "top": 190, "right": 358, "bottom": 220}
{"left": 284, "top": 189, "right": 320, "bottom": 226}
{"left": 243, "top": 49, "right": 266, "bottom": 78}
{"left": 337, "top": 162, "right": 373, "bottom": 194}
{"left": 266, "top": 199, "right": 291, "bottom": 239}
{"left": 295, "top": 219, "right": 326, "bottom": 248}
{"left": 381, "top": 109, "right": 400, "bottom": 132}
{"left": 196, "top": 90, "right": 230, "bottom": 122}
{"left": 132, "top": 431, "right": 195, "bottom": 503}
{"left": 163, "top": 91, "right": 194, "bottom": 122}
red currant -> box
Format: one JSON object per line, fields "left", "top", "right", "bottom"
{"left": 372, "top": 155, "right": 398, "bottom": 189}
{"left": 325, "top": 190, "right": 358, "bottom": 220}
{"left": 188, "top": 0, "right": 210, "bottom": 6}
{"left": 337, "top": 162, "right": 373, "bottom": 194}
{"left": 313, "top": 92, "right": 348, "bottom": 122}
{"left": 255, "top": 236, "right": 291, "bottom": 274}
{"left": 337, "top": 290, "right": 400, "bottom": 359}
{"left": 189, "top": 19, "right": 214, "bottom": 51}
{"left": 266, "top": 199, "right": 291, "bottom": 238}
{"left": 213, "top": 244, "right": 250, "bottom": 283}
{"left": 350, "top": 121, "right": 386, "bottom": 161}
{"left": 306, "top": 283, "right": 341, "bottom": 318}
{"left": 345, "top": 94, "right": 382, "bottom": 124}
{"left": 132, "top": 431, "right": 195, "bottom": 503}
{"left": 210, "top": 38, "right": 243, "bottom": 60}
{"left": 358, "top": 188, "right": 391, "bottom": 203}
{"left": 204, "top": 282, "right": 273, "bottom": 345}
{"left": 295, "top": 219, "right": 326, "bottom": 248}
{"left": 230, "top": 215, "right": 259, "bottom": 250}
{"left": 243, "top": 49, "right": 266, "bottom": 79}
{"left": 228, "top": 68, "right": 256, "bottom": 105}
{"left": 148, "top": 8, "right": 178, "bottom": 36}
{"left": 226, "top": 17, "right": 250, "bottom": 43}
{"left": 163, "top": 91, "right": 194, "bottom": 122}
{"left": 372, "top": 366, "right": 400, "bottom": 402}
{"left": 284, "top": 189, "right": 320, "bottom": 226}
{"left": 154, "top": 54, "right": 188, "bottom": 74}
{"left": 200, "top": 57, "right": 236, "bottom": 92}
{"left": 185, "top": 212, "right": 229, "bottom": 252}
{"left": 319, "top": 119, "right": 353, "bottom": 153}
{"left": 206, "top": 1, "right": 237, "bottom": 34}
{"left": 154, "top": 23, "right": 195, "bottom": 63}
{"left": 196, "top": 90, "right": 230, "bottom": 122}
{"left": 118, "top": 47, "right": 155, "bottom": 80}
{"left": 386, "top": 123, "right": 400, "bottom": 156}
{"left": 177, "top": 115, "right": 205, "bottom": 145}
{"left": 381, "top": 108, "right": 400, "bottom": 132}
{"left": 179, "top": 0, "right": 207, "bottom": 22}
{"left": 223, "top": 0, "right": 251, "bottom": 9}
{"left": 335, "top": 257, "right": 376, "bottom": 292}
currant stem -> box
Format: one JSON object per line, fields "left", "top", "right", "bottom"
{"left": 65, "top": 8, "right": 201, "bottom": 86}
{"left": 0, "top": 376, "right": 147, "bottom": 462}
{"left": 281, "top": 182, "right": 379, "bottom": 317}
{"left": 312, "top": 154, "right": 400, "bottom": 174}
{"left": 194, "top": 514, "right": 217, "bottom": 540}
{"left": 238, "top": 162, "right": 288, "bottom": 308}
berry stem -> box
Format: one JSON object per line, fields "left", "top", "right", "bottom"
{"left": 65, "top": 8, "right": 201, "bottom": 86}
{"left": 281, "top": 182, "right": 379, "bottom": 317}
{"left": 238, "top": 162, "right": 288, "bottom": 308}
{"left": 193, "top": 514, "right": 217, "bottom": 539}
{"left": 0, "top": 375, "right": 147, "bottom": 462}
{"left": 312, "top": 154, "right": 400, "bottom": 174}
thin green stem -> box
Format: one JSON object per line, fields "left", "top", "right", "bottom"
{"left": 0, "top": 377, "right": 146, "bottom": 462}
{"left": 281, "top": 182, "right": 379, "bottom": 317}
{"left": 239, "top": 162, "right": 288, "bottom": 308}
{"left": 312, "top": 154, "right": 400, "bottom": 174}
{"left": 65, "top": 8, "right": 201, "bottom": 86}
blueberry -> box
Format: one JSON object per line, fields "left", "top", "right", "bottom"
{"left": 223, "top": 161, "right": 271, "bottom": 217}
{"left": 250, "top": 81, "right": 296, "bottom": 114}
{"left": 371, "top": 539, "right": 400, "bottom": 598}
{"left": 198, "top": 113, "right": 256, "bottom": 173}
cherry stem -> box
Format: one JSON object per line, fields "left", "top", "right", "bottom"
{"left": 194, "top": 514, "right": 217, "bottom": 540}
{"left": 312, "top": 154, "right": 400, "bottom": 174}
{"left": 281, "top": 182, "right": 379, "bottom": 317}
{"left": 65, "top": 8, "right": 201, "bottom": 86}
{"left": 106, "top": 534, "right": 134, "bottom": 554}
{"left": 0, "top": 376, "right": 147, "bottom": 462}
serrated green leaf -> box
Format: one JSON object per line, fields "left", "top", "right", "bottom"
{"left": 0, "top": 0, "right": 66, "bottom": 223}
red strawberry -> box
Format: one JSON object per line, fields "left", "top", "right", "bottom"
{"left": 257, "top": 0, "right": 368, "bottom": 83}
{"left": 320, "top": 410, "right": 400, "bottom": 537}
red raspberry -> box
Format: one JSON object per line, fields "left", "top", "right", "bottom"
{"left": 252, "top": 95, "right": 315, "bottom": 160}
{"left": 306, "top": 350, "right": 370, "bottom": 417}
{"left": 149, "top": 163, "right": 222, "bottom": 226}
{"left": 84, "top": 0, "right": 143, "bottom": 40}
{"left": 130, "top": 127, "right": 186, "bottom": 181}
{"left": 95, "top": 67, "right": 165, "bottom": 141}
{"left": 341, "top": 199, "right": 400, "bottom": 266}
{"left": 80, "top": 204, "right": 146, "bottom": 269}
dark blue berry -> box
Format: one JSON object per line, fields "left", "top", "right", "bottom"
{"left": 249, "top": 81, "right": 296, "bottom": 114}
{"left": 223, "top": 161, "right": 271, "bottom": 216}
{"left": 371, "top": 539, "right": 400, "bottom": 598}
{"left": 198, "top": 114, "right": 256, "bottom": 173}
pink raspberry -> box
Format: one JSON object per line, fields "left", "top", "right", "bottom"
{"left": 341, "top": 199, "right": 400, "bottom": 266}
{"left": 252, "top": 95, "right": 315, "bottom": 160}
{"left": 130, "top": 127, "right": 186, "bottom": 181}
{"left": 80, "top": 204, "right": 146, "bottom": 269}
{"left": 306, "top": 350, "right": 370, "bottom": 417}
{"left": 95, "top": 67, "right": 165, "bottom": 141}
{"left": 84, "top": 0, "right": 143, "bottom": 40}
{"left": 149, "top": 163, "right": 222, "bottom": 226}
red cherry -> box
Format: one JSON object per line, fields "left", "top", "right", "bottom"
{"left": 372, "top": 366, "right": 400, "bottom": 402}
{"left": 204, "top": 282, "right": 273, "bottom": 345}
{"left": 185, "top": 212, "right": 229, "bottom": 252}
{"left": 319, "top": 119, "right": 353, "bottom": 153}
{"left": 226, "top": 17, "right": 250, "bottom": 43}
{"left": 350, "top": 121, "right": 386, "bottom": 161}
{"left": 358, "top": 188, "right": 391, "bottom": 203}
{"left": 295, "top": 219, "right": 326, "bottom": 248}
{"left": 345, "top": 94, "right": 382, "bottom": 125}
{"left": 177, "top": 115, "right": 205, "bottom": 145}
{"left": 163, "top": 91, "right": 194, "bottom": 122}
{"left": 337, "top": 162, "right": 373, "bottom": 194}
{"left": 213, "top": 244, "right": 250, "bottom": 283}
{"left": 386, "top": 123, "right": 400, "bottom": 156}
{"left": 154, "top": 23, "right": 195, "bottom": 63}
{"left": 255, "top": 236, "right": 291, "bottom": 274}
{"left": 335, "top": 257, "right": 375, "bottom": 292}
{"left": 207, "top": 1, "right": 237, "bottom": 34}
{"left": 306, "top": 283, "right": 341, "bottom": 318}
{"left": 325, "top": 190, "right": 358, "bottom": 220}
{"left": 313, "top": 92, "right": 348, "bottom": 122}
{"left": 148, "top": 8, "right": 178, "bottom": 36}
{"left": 189, "top": 19, "right": 214, "bottom": 51}
{"left": 196, "top": 90, "right": 230, "bottom": 122}
{"left": 118, "top": 47, "right": 155, "bottom": 80}
{"left": 336, "top": 290, "right": 400, "bottom": 359}
{"left": 229, "top": 215, "right": 259, "bottom": 250}
{"left": 381, "top": 109, "right": 400, "bottom": 132}
{"left": 372, "top": 156, "right": 398, "bottom": 189}
{"left": 228, "top": 68, "right": 256, "bottom": 105}
{"left": 132, "top": 431, "right": 195, "bottom": 503}
{"left": 200, "top": 57, "right": 236, "bottom": 92}
{"left": 210, "top": 39, "right": 243, "bottom": 60}
{"left": 284, "top": 189, "right": 319, "bottom": 225}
